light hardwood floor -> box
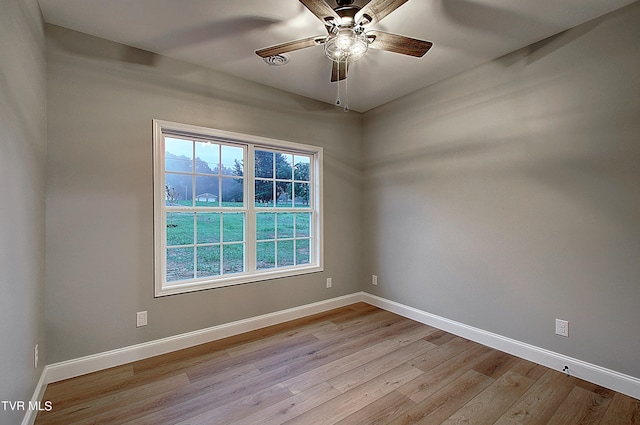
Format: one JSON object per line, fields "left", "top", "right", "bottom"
{"left": 35, "top": 303, "right": 640, "bottom": 425}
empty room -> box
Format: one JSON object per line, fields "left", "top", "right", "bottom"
{"left": 1, "top": 0, "right": 639, "bottom": 424}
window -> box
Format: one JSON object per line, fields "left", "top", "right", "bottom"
{"left": 153, "top": 120, "right": 323, "bottom": 296}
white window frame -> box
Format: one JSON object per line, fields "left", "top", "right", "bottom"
{"left": 153, "top": 120, "right": 323, "bottom": 297}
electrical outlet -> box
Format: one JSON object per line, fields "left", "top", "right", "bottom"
{"left": 34, "top": 344, "right": 39, "bottom": 369}
{"left": 137, "top": 311, "right": 148, "bottom": 327}
{"left": 555, "top": 319, "right": 569, "bottom": 337}
{"left": 326, "top": 278, "right": 332, "bottom": 288}
{"left": 372, "top": 275, "right": 378, "bottom": 285}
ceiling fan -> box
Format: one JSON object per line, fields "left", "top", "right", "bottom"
{"left": 255, "top": 0, "right": 433, "bottom": 83}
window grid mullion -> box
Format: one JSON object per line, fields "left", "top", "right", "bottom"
{"left": 293, "top": 214, "right": 297, "bottom": 265}
{"left": 219, "top": 211, "right": 224, "bottom": 274}
{"left": 275, "top": 212, "right": 279, "bottom": 268}
{"left": 245, "top": 144, "right": 256, "bottom": 273}
{"left": 220, "top": 214, "right": 225, "bottom": 275}
{"left": 193, "top": 213, "right": 198, "bottom": 279}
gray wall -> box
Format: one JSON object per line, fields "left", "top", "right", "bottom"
{"left": 45, "top": 25, "right": 363, "bottom": 363}
{"left": 0, "top": 0, "right": 47, "bottom": 423}
{"left": 7, "top": 0, "right": 638, "bottom": 404}
{"left": 363, "top": 2, "right": 640, "bottom": 378}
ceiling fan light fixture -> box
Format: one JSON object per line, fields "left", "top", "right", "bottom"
{"left": 324, "top": 29, "right": 369, "bottom": 62}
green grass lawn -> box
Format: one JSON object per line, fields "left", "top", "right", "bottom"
{"left": 166, "top": 210, "right": 311, "bottom": 282}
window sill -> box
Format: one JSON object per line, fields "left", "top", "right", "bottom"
{"left": 155, "top": 264, "right": 324, "bottom": 297}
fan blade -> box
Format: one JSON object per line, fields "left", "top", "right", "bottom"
{"left": 366, "top": 30, "right": 433, "bottom": 57}
{"left": 330, "top": 61, "right": 350, "bottom": 82}
{"left": 299, "top": 0, "right": 340, "bottom": 25}
{"left": 356, "top": 0, "right": 409, "bottom": 26}
{"left": 256, "top": 36, "right": 325, "bottom": 58}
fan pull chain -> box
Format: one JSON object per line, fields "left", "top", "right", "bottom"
{"left": 335, "top": 60, "right": 341, "bottom": 106}
{"left": 343, "top": 64, "right": 349, "bottom": 112}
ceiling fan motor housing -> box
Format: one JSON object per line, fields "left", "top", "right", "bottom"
{"left": 334, "top": 6, "right": 359, "bottom": 26}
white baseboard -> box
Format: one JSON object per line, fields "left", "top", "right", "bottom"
{"left": 21, "top": 369, "right": 49, "bottom": 425}
{"left": 27, "top": 290, "right": 639, "bottom": 424}
{"left": 42, "top": 293, "right": 362, "bottom": 386}
{"left": 362, "top": 292, "right": 640, "bottom": 400}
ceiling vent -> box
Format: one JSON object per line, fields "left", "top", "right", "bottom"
{"left": 263, "top": 54, "right": 290, "bottom": 66}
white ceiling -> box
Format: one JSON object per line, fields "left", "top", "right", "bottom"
{"left": 38, "top": 0, "right": 635, "bottom": 112}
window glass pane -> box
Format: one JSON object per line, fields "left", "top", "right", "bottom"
{"left": 165, "top": 173, "right": 193, "bottom": 206}
{"left": 166, "top": 212, "right": 194, "bottom": 246}
{"left": 295, "top": 213, "right": 311, "bottom": 238}
{"left": 294, "top": 182, "right": 310, "bottom": 207}
{"left": 294, "top": 156, "right": 311, "bottom": 181}
{"left": 165, "top": 138, "right": 193, "bottom": 173}
{"left": 255, "top": 180, "right": 274, "bottom": 207}
{"left": 257, "top": 241, "right": 275, "bottom": 270}
{"left": 195, "top": 175, "right": 219, "bottom": 206}
{"left": 195, "top": 142, "right": 219, "bottom": 174}
{"left": 197, "top": 245, "right": 220, "bottom": 278}
{"left": 167, "top": 247, "right": 194, "bottom": 282}
{"left": 221, "top": 177, "right": 243, "bottom": 206}
{"left": 277, "top": 240, "right": 294, "bottom": 267}
{"left": 231, "top": 159, "right": 244, "bottom": 178}
{"left": 296, "top": 239, "right": 310, "bottom": 265}
{"left": 276, "top": 153, "right": 293, "bottom": 179}
{"left": 222, "top": 145, "right": 244, "bottom": 176}
{"left": 197, "top": 213, "right": 220, "bottom": 244}
{"left": 256, "top": 213, "right": 275, "bottom": 241}
{"left": 223, "top": 244, "right": 244, "bottom": 274}
{"left": 255, "top": 150, "right": 273, "bottom": 178}
{"left": 277, "top": 213, "right": 294, "bottom": 239}
{"left": 222, "top": 213, "right": 244, "bottom": 242}
{"left": 276, "top": 181, "right": 292, "bottom": 207}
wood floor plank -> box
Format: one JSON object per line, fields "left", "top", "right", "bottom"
{"left": 35, "top": 305, "right": 640, "bottom": 425}
{"left": 131, "top": 340, "right": 229, "bottom": 374}
{"left": 183, "top": 359, "right": 262, "bottom": 389}
{"left": 398, "top": 343, "right": 493, "bottom": 403}
{"left": 335, "top": 390, "right": 415, "bottom": 425}
{"left": 545, "top": 385, "right": 610, "bottom": 425}
{"left": 439, "top": 370, "right": 536, "bottom": 425}
{"left": 600, "top": 392, "right": 640, "bottom": 425}
{"left": 42, "top": 364, "right": 134, "bottom": 404}
{"left": 36, "top": 373, "right": 191, "bottom": 425}
{"left": 309, "top": 309, "right": 403, "bottom": 340}
{"left": 493, "top": 369, "right": 578, "bottom": 425}
{"left": 229, "top": 382, "right": 341, "bottom": 425}
{"left": 283, "top": 363, "right": 424, "bottom": 425}
{"left": 225, "top": 321, "right": 337, "bottom": 358}
{"left": 152, "top": 304, "right": 357, "bottom": 369}
{"left": 423, "top": 329, "right": 458, "bottom": 346}
{"left": 509, "top": 358, "right": 548, "bottom": 381}
{"left": 169, "top": 383, "right": 293, "bottom": 425}
{"left": 386, "top": 369, "right": 494, "bottom": 425}
{"left": 328, "top": 339, "right": 436, "bottom": 393}
{"left": 66, "top": 355, "right": 290, "bottom": 424}
{"left": 472, "top": 350, "right": 521, "bottom": 379}
{"left": 219, "top": 306, "right": 363, "bottom": 360}
{"left": 283, "top": 321, "right": 436, "bottom": 394}
{"left": 128, "top": 311, "right": 406, "bottom": 425}
{"left": 328, "top": 302, "right": 383, "bottom": 323}
{"left": 250, "top": 312, "right": 428, "bottom": 388}
{"left": 407, "top": 336, "right": 477, "bottom": 372}
{"left": 185, "top": 332, "right": 318, "bottom": 382}
{"left": 576, "top": 379, "right": 617, "bottom": 400}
